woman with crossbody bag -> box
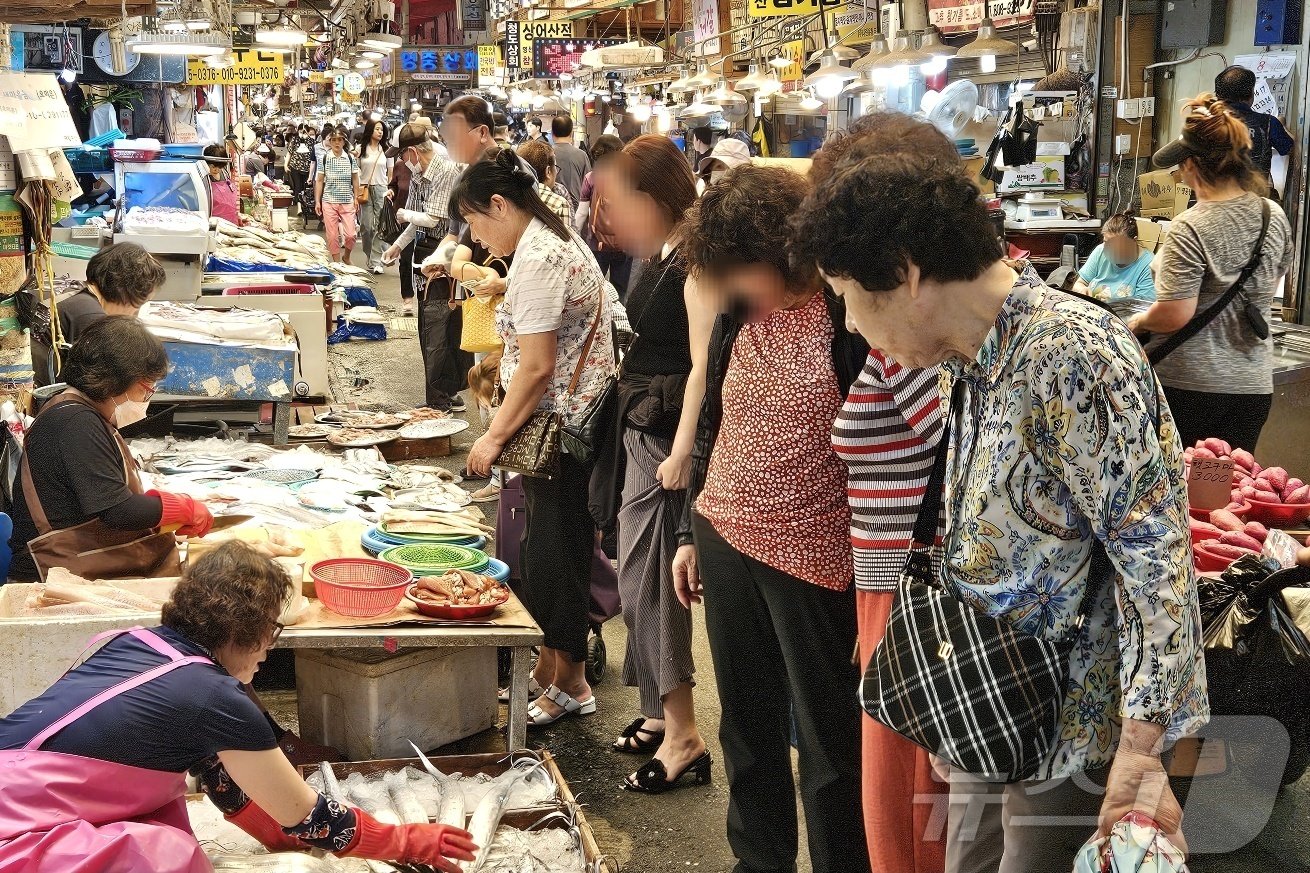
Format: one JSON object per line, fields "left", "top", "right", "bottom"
{"left": 454, "top": 150, "right": 615, "bottom": 727}
{"left": 1126, "top": 93, "right": 1293, "bottom": 451}
{"left": 793, "top": 113, "right": 1206, "bottom": 873}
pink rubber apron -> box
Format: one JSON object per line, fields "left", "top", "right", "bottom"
{"left": 209, "top": 176, "right": 241, "bottom": 225}
{"left": 0, "top": 628, "right": 215, "bottom": 873}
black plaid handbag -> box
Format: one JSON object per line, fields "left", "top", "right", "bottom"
{"left": 861, "top": 378, "right": 1106, "bottom": 783}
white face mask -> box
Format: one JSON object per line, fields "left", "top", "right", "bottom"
{"left": 405, "top": 159, "right": 421, "bottom": 173}
{"left": 710, "top": 170, "right": 726, "bottom": 185}
{"left": 114, "top": 399, "right": 150, "bottom": 428}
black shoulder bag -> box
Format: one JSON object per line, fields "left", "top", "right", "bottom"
{"left": 1148, "top": 200, "right": 1271, "bottom": 365}
{"left": 861, "top": 378, "right": 1107, "bottom": 783}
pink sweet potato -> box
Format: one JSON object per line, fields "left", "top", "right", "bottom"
{"left": 1286, "top": 484, "right": 1310, "bottom": 504}
{"left": 1264, "top": 467, "right": 1290, "bottom": 492}
{"left": 1254, "top": 489, "right": 1282, "bottom": 503}
{"left": 1231, "top": 448, "right": 1256, "bottom": 470}
{"left": 1240, "top": 484, "right": 1258, "bottom": 499}
{"left": 1226, "top": 502, "right": 1247, "bottom": 512}
{"left": 1218, "top": 531, "right": 1264, "bottom": 551}
{"left": 1243, "top": 521, "right": 1269, "bottom": 543}
{"left": 1204, "top": 438, "right": 1232, "bottom": 457}
{"left": 1205, "top": 542, "right": 1259, "bottom": 559}
{"left": 1191, "top": 447, "right": 1217, "bottom": 460}
{"left": 1210, "top": 508, "right": 1246, "bottom": 532}
{"left": 1283, "top": 478, "right": 1306, "bottom": 499}
{"left": 1190, "top": 518, "right": 1224, "bottom": 538}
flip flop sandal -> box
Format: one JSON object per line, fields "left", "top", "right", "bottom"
{"left": 623, "top": 751, "right": 713, "bottom": 794}
{"left": 527, "top": 686, "right": 597, "bottom": 727}
{"left": 612, "top": 718, "right": 666, "bottom": 754}
{"left": 498, "top": 676, "right": 548, "bottom": 704}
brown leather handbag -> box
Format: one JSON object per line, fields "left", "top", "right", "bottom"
{"left": 496, "top": 287, "right": 606, "bottom": 480}
{"left": 21, "top": 391, "right": 181, "bottom": 582}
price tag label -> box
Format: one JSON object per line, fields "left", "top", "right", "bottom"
{"left": 1188, "top": 458, "right": 1234, "bottom": 511}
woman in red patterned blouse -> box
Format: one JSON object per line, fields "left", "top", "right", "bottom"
{"left": 674, "top": 166, "right": 871, "bottom": 873}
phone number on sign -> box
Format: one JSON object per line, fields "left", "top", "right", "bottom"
{"left": 189, "top": 66, "right": 284, "bottom": 85}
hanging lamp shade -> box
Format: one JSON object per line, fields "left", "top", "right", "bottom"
{"left": 804, "top": 49, "right": 856, "bottom": 87}
{"left": 918, "top": 26, "right": 957, "bottom": 59}
{"left": 735, "top": 64, "right": 766, "bottom": 92}
{"left": 809, "top": 29, "right": 859, "bottom": 64}
{"left": 852, "top": 32, "right": 891, "bottom": 70}
{"left": 129, "top": 31, "right": 229, "bottom": 55}
{"left": 687, "top": 64, "right": 717, "bottom": 89}
{"left": 955, "top": 18, "right": 1018, "bottom": 59}
{"left": 870, "top": 30, "right": 931, "bottom": 69}
{"left": 842, "top": 70, "right": 875, "bottom": 95}
{"left": 255, "top": 19, "right": 308, "bottom": 47}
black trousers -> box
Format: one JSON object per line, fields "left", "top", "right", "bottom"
{"left": 416, "top": 275, "right": 470, "bottom": 408}
{"left": 1163, "top": 385, "right": 1273, "bottom": 453}
{"left": 693, "top": 514, "right": 869, "bottom": 873}
{"left": 520, "top": 456, "right": 596, "bottom": 662}
{"left": 399, "top": 239, "right": 418, "bottom": 301}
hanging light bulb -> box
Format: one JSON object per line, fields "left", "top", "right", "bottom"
{"left": 804, "top": 49, "right": 855, "bottom": 98}
{"left": 956, "top": 17, "right": 1017, "bottom": 74}
{"left": 768, "top": 51, "right": 792, "bottom": 70}
{"left": 918, "top": 26, "right": 955, "bottom": 74}
{"left": 255, "top": 17, "right": 308, "bottom": 47}
{"left": 735, "top": 64, "right": 765, "bottom": 93}
{"left": 355, "top": 58, "right": 376, "bottom": 69}
{"left": 852, "top": 31, "right": 890, "bottom": 72}
{"left": 655, "top": 104, "right": 672, "bottom": 132}
{"left": 756, "top": 70, "right": 783, "bottom": 98}
{"left": 629, "top": 98, "right": 652, "bottom": 122}
{"left": 798, "top": 91, "right": 824, "bottom": 111}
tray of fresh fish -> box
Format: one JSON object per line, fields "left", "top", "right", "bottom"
{"left": 300, "top": 749, "right": 565, "bottom": 820}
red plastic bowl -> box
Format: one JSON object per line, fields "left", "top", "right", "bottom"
{"left": 405, "top": 583, "right": 508, "bottom": 620}
{"left": 310, "top": 558, "right": 412, "bottom": 617}
{"left": 1193, "top": 543, "right": 1239, "bottom": 573}
{"left": 1190, "top": 527, "right": 1220, "bottom": 548}
{"left": 1244, "top": 498, "right": 1310, "bottom": 528}
{"left": 1189, "top": 500, "right": 1250, "bottom": 522}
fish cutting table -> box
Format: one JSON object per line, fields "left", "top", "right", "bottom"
{"left": 277, "top": 593, "right": 544, "bottom": 755}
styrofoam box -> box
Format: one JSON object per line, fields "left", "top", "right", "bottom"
{"left": 0, "top": 582, "right": 168, "bottom": 716}
{"left": 295, "top": 646, "right": 497, "bottom": 760}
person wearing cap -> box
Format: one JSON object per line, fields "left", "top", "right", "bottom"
{"left": 695, "top": 138, "right": 752, "bottom": 194}
{"left": 203, "top": 144, "right": 242, "bottom": 225}
{"left": 1214, "top": 65, "right": 1294, "bottom": 199}
{"left": 1126, "top": 92, "right": 1294, "bottom": 451}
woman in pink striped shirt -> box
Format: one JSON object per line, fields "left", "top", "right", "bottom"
{"left": 814, "top": 118, "right": 950, "bottom": 873}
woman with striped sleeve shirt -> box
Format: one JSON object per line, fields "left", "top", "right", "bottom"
{"left": 809, "top": 115, "right": 955, "bottom": 873}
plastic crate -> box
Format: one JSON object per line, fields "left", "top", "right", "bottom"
{"left": 63, "top": 148, "right": 113, "bottom": 173}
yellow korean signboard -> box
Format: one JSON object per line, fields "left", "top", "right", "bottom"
{"left": 825, "top": 6, "right": 879, "bottom": 42}
{"left": 186, "top": 49, "right": 286, "bottom": 86}
{"left": 748, "top": 0, "right": 841, "bottom": 19}
{"left": 477, "top": 44, "right": 501, "bottom": 87}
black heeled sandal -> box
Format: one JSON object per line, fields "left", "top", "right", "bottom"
{"left": 612, "top": 718, "right": 666, "bottom": 754}
{"left": 623, "top": 751, "right": 712, "bottom": 794}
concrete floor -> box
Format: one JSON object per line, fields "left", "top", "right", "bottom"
{"left": 261, "top": 252, "right": 1306, "bottom": 873}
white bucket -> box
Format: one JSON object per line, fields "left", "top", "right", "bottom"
{"left": 271, "top": 208, "right": 289, "bottom": 232}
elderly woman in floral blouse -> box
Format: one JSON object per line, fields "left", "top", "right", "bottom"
{"left": 791, "top": 113, "right": 1208, "bottom": 873}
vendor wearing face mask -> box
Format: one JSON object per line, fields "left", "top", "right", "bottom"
{"left": 1071, "top": 211, "right": 1156, "bottom": 319}
{"left": 204, "top": 144, "right": 242, "bottom": 225}
{"left": 695, "top": 138, "right": 752, "bottom": 195}
{"left": 32, "top": 242, "right": 166, "bottom": 389}
{"left": 7, "top": 318, "right": 213, "bottom": 583}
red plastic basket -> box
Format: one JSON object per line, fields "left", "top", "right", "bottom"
{"left": 310, "top": 558, "right": 413, "bottom": 617}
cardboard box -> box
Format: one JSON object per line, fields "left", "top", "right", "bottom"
{"left": 1175, "top": 182, "right": 1195, "bottom": 216}
{"left": 999, "top": 156, "right": 1066, "bottom": 193}
{"left": 962, "top": 156, "right": 995, "bottom": 196}
{"left": 1138, "top": 170, "right": 1176, "bottom": 213}
{"left": 1135, "top": 217, "right": 1168, "bottom": 253}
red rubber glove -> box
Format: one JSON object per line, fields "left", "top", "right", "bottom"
{"left": 148, "top": 490, "right": 214, "bottom": 538}
{"left": 340, "top": 808, "right": 477, "bottom": 873}
{"left": 226, "top": 800, "right": 306, "bottom": 853}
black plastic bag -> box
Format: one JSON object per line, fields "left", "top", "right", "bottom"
{"left": 1202, "top": 563, "right": 1310, "bottom": 783}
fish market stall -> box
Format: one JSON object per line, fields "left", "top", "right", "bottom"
{"left": 138, "top": 301, "right": 301, "bottom": 444}
{"left": 2, "top": 437, "right": 543, "bottom": 750}
{"left": 112, "top": 146, "right": 212, "bottom": 302}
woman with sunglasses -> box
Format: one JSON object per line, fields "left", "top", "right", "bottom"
{"left": 7, "top": 318, "right": 214, "bottom": 582}
{"left": 0, "top": 542, "right": 478, "bottom": 873}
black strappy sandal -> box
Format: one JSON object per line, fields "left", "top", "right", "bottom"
{"left": 623, "top": 751, "right": 712, "bottom": 794}
{"left": 612, "top": 718, "right": 666, "bottom": 754}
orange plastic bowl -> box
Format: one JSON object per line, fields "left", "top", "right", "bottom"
{"left": 1190, "top": 527, "right": 1220, "bottom": 548}
{"left": 1244, "top": 498, "right": 1310, "bottom": 527}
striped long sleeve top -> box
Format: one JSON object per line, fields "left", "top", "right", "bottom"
{"left": 831, "top": 351, "right": 944, "bottom": 591}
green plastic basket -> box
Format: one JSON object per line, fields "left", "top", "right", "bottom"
{"left": 379, "top": 544, "right": 489, "bottom": 574}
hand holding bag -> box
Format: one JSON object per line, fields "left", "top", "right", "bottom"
{"left": 496, "top": 285, "right": 607, "bottom": 480}
{"left": 861, "top": 378, "right": 1106, "bottom": 782}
